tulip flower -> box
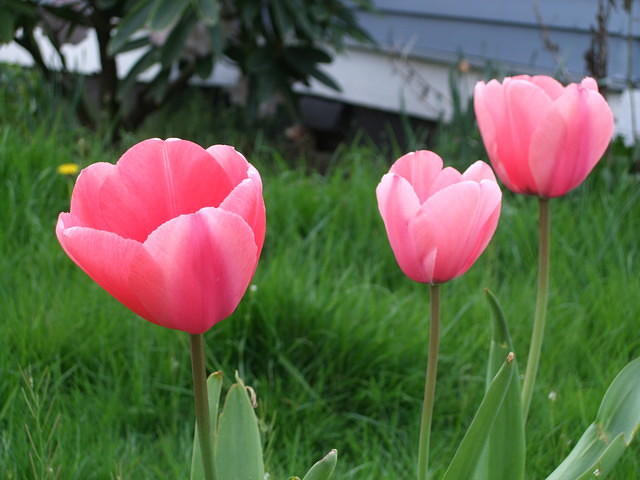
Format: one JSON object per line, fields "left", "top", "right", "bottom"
{"left": 56, "top": 138, "right": 265, "bottom": 334}
{"left": 376, "top": 150, "right": 502, "bottom": 480}
{"left": 474, "top": 75, "right": 614, "bottom": 198}
{"left": 475, "top": 75, "right": 614, "bottom": 421}
{"left": 376, "top": 150, "right": 502, "bottom": 284}
{"left": 56, "top": 138, "right": 266, "bottom": 480}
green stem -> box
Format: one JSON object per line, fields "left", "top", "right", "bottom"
{"left": 521, "top": 197, "right": 551, "bottom": 421}
{"left": 417, "top": 284, "right": 441, "bottom": 480}
{"left": 190, "top": 333, "right": 216, "bottom": 480}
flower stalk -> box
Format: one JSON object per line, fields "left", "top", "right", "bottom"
{"left": 521, "top": 197, "right": 551, "bottom": 420}
{"left": 190, "top": 333, "right": 216, "bottom": 480}
{"left": 417, "top": 284, "right": 441, "bottom": 480}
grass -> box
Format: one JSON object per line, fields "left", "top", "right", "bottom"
{"left": 1, "top": 66, "right": 639, "bottom": 479}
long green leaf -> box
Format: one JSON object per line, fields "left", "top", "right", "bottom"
{"left": 214, "top": 373, "right": 264, "bottom": 480}
{"left": 302, "top": 449, "right": 338, "bottom": 480}
{"left": 442, "top": 353, "right": 515, "bottom": 480}
{"left": 285, "top": 0, "right": 315, "bottom": 39}
{"left": 108, "top": 1, "right": 154, "bottom": 56}
{"left": 195, "top": 0, "right": 219, "bottom": 25}
{"left": 546, "top": 357, "right": 640, "bottom": 480}
{"left": 472, "top": 290, "right": 525, "bottom": 480}
{"left": 4, "top": 0, "right": 37, "bottom": 17}
{"left": 191, "top": 371, "right": 223, "bottom": 480}
{"left": 0, "top": 12, "right": 16, "bottom": 44}
{"left": 208, "top": 23, "right": 224, "bottom": 58}
{"left": 149, "top": 0, "right": 189, "bottom": 31}
{"left": 270, "top": 1, "right": 291, "bottom": 37}
{"left": 112, "top": 36, "right": 150, "bottom": 55}
{"left": 309, "top": 67, "right": 341, "bottom": 92}
{"left": 160, "top": 13, "right": 196, "bottom": 66}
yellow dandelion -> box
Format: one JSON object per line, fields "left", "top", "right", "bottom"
{"left": 57, "top": 163, "right": 80, "bottom": 175}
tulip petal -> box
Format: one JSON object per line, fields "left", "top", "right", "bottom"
{"left": 376, "top": 173, "right": 426, "bottom": 282}
{"left": 431, "top": 167, "right": 464, "bottom": 194}
{"left": 404, "top": 216, "right": 439, "bottom": 283}
{"left": 56, "top": 213, "right": 152, "bottom": 319}
{"left": 501, "top": 78, "right": 555, "bottom": 193}
{"left": 529, "top": 84, "right": 614, "bottom": 197}
{"left": 206, "top": 145, "right": 260, "bottom": 190}
{"left": 474, "top": 81, "right": 520, "bottom": 192}
{"left": 98, "top": 139, "right": 234, "bottom": 242}
{"left": 458, "top": 180, "right": 502, "bottom": 274}
{"left": 130, "top": 207, "right": 258, "bottom": 334}
{"left": 69, "top": 162, "right": 117, "bottom": 230}
{"left": 580, "top": 77, "right": 599, "bottom": 91}
{"left": 413, "top": 181, "right": 501, "bottom": 282}
{"left": 462, "top": 161, "right": 497, "bottom": 182}
{"left": 219, "top": 178, "right": 266, "bottom": 255}
{"left": 389, "top": 151, "right": 445, "bottom": 203}
{"left": 528, "top": 75, "right": 565, "bottom": 100}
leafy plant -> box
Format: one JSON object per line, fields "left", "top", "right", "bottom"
{"left": 1, "top": 0, "right": 373, "bottom": 138}
{"left": 191, "top": 372, "right": 337, "bottom": 480}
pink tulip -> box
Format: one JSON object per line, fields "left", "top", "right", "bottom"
{"left": 376, "top": 151, "right": 502, "bottom": 284}
{"left": 56, "top": 138, "right": 265, "bottom": 334}
{"left": 474, "top": 75, "right": 614, "bottom": 198}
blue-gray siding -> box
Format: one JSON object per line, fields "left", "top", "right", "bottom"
{"left": 356, "top": 0, "right": 639, "bottom": 89}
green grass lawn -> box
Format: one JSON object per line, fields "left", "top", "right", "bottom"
{"left": 1, "top": 71, "right": 639, "bottom": 479}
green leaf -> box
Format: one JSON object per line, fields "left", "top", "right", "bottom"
{"left": 282, "top": 46, "right": 339, "bottom": 91}
{"left": 546, "top": 358, "right": 640, "bottom": 480}
{"left": 597, "top": 358, "right": 640, "bottom": 440}
{"left": 247, "top": 48, "right": 275, "bottom": 73}
{"left": 4, "top": 0, "right": 37, "bottom": 17}
{"left": 195, "top": 0, "right": 219, "bottom": 26}
{"left": 214, "top": 373, "right": 264, "bottom": 480}
{"left": 309, "top": 68, "right": 341, "bottom": 92}
{"left": 149, "top": 0, "right": 189, "bottom": 31}
{"left": 208, "top": 23, "right": 225, "bottom": 58}
{"left": 160, "top": 12, "right": 196, "bottom": 66}
{"left": 108, "top": 1, "right": 154, "bottom": 56}
{"left": 0, "top": 12, "right": 15, "bottom": 44}
{"left": 442, "top": 353, "right": 515, "bottom": 480}
{"left": 472, "top": 290, "right": 525, "bottom": 480}
{"left": 484, "top": 289, "right": 513, "bottom": 381}
{"left": 270, "top": 2, "right": 291, "bottom": 37}
{"left": 191, "top": 372, "right": 223, "bottom": 480}
{"left": 302, "top": 450, "right": 338, "bottom": 480}
{"left": 240, "top": 2, "right": 259, "bottom": 27}
{"left": 552, "top": 427, "right": 626, "bottom": 480}
{"left": 285, "top": 0, "right": 315, "bottom": 39}
{"left": 113, "top": 36, "right": 150, "bottom": 55}
{"left": 118, "top": 48, "right": 158, "bottom": 98}
{"left": 284, "top": 46, "right": 333, "bottom": 67}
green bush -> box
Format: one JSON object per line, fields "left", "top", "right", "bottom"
{"left": 1, "top": 0, "right": 372, "bottom": 135}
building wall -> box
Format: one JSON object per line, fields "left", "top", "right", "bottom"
{"left": 360, "top": 0, "right": 639, "bottom": 88}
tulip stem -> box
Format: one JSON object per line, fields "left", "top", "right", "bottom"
{"left": 521, "top": 197, "right": 551, "bottom": 421}
{"left": 190, "top": 333, "right": 216, "bottom": 480}
{"left": 417, "top": 284, "right": 441, "bottom": 480}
